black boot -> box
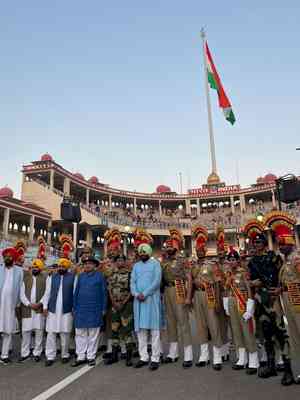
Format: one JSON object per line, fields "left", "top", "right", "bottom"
{"left": 104, "top": 346, "right": 119, "bottom": 365}
{"left": 258, "top": 340, "right": 277, "bottom": 379}
{"left": 258, "top": 356, "right": 277, "bottom": 378}
{"left": 126, "top": 346, "right": 133, "bottom": 367}
{"left": 281, "top": 357, "right": 294, "bottom": 386}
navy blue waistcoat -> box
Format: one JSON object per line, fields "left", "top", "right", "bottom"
{"left": 48, "top": 272, "right": 75, "bottom": 314}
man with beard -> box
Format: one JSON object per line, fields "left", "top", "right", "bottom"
{"left": 191, "top": 225, "right": 223, "bottom": 370}
{"left": 43, "top": 235, "right": 75, "bottom": 366}
{"left": 0, "top": 247, "right": 23, "bottom": 364}
{"left": 131, "top": 243, "right": 162, "bottom": 371}
{"left": 72, "top": 255, "right": 107, "bottom": 367}
{"left": 248, "top": 211, "right": 294, "bottom": 386}
{"left": 102, "top": 228, "right": 134, "bottom": 367}
{"left": 161, "top": 228, "right": 193, "bottom": 368}
{"left": 19, "top": 251, "right": 47, "bottom": 363}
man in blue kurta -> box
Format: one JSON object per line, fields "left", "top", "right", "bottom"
{"left": 72, "top": 256, "right": 107, "bottom": 367}
{"left": 130, "top": 243, "right": 162, "bottom": 371}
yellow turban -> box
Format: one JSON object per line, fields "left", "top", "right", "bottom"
{"left": 138, "top": 243, "right": 152, "bottom": 256}
{"left": 32, "top": 259, "right": 44, "bottom": 270}
{"left": 58, "top": 258, "right": 72, "bottom": 269}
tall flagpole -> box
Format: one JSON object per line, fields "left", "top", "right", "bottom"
{"left": 200, "top": 28, "right": 218, "bottom": 177}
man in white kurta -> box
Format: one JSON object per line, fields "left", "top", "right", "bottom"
{"left": 43, "top": 258, "right": 75, "bottom": 366}
{"left": 0, "top": 247, "right": 23, "bottom": 364}
{"left": 20, "top": 259, "right": 46, "bottom": 362}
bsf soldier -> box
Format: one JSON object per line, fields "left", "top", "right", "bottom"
{"left": 191, "top": 225, "right": 223, "bottom": 370}
{"left": 103, "top": 228, "right": 134, "bottom": 367}
{"left": 270, "top": 212, "right": 300, "bottom": 384}
{"left": 161, "top": 228, "right": 193, "bottom": 368}
{"left": 215, "top": 225, "right": 230, "bottom": 362}
{"left": 248, "top": 210, "right": 294, "bottom": 386}
{"left": 280, "top": 250, "right": 300, "bottom": 384}
{"left": 223, "top": 248, "right": 259, "bottom": 374}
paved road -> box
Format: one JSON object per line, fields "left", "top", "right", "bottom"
{"left": 1, "top": 348, "right": 299, "bottom": 400}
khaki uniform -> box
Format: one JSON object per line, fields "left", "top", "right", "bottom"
{"left": 161, "top": 257, "right": 192, "bottom": 348}
{"left": 226, "top": 268, "right": 256, "bottom": 353}
{"left": 280, "top": 260, "right": 300, "bottom": 355}
{"left": 192, "top": 260, "right": 222, "bottom": 347}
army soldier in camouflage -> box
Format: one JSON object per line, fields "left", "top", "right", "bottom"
{"left": 161, "top": 228, "right": 193, "bottom": 368}
{"left": 191, "top": 225, "right": 223, "bottom": 371}
{"left": 103, "top": 228, "right": 134, "bottom": 367}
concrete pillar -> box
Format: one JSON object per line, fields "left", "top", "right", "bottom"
{"left": 123, "top": 237, "right": 128, "bottom": 257}
{"left": 50, "top": 170, "right": 55, "bottom": 190}
{"left": 63, "top": 177, "right": 71, "bottom": 196}
{"left": 196, "top": 198, "right": 200, "bottom": 217}
{"left": 2, "top": 208, "right": 10, "bottom": 239}
{"left": 271, "top": 190, "right": 276, "bottom": 209}
{"left": 29, "top": 215, "right": 35, "bottom": 243}
{"left": 86, "top": 189, "right": 90, "bottom": 206}
{"left": 47, "top": 220, "right": 52, "bottom": 245}
{"left": 295, "top": 225, "right": 300, "bottom": 249}
{"left": 159, "top": 200, "right": 162, "bottom": 217}
{"left": 191, "top": 236, "right": 196, "bottom": 256}
{"left": 73, "top": 223, "right": 78, "bottom": 249}
{"left": 230, "top": 196, "right": 235, "bottom": 214}
{"left": 239, "top": 233, "right": 245, "bottom": 250}
{"left": 185, "top": 199, "right": 191, "bottom": 215}
{"left": 239, "top": 194, "right": 246, "bottom": 213}
{"left": 86, "top": 228, "right": 93, "bottom": 247}
{"left": 133, "top": 198, "right": 137, "bottom": 215}
{"left": 266, "top": 230, "right": 273, "bottom": 251}
{"left": 108, "top": 195, "right": 112, "bottom": 212}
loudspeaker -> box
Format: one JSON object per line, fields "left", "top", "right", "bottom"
{"left": 61, "top": 199, "right": 82, "bottom": 223}
{"left": 73, "top": 204, "right": 82, "bottom": 223}
{"left": 278, "top": 178, "right": 300, "bottom": 203}
{"left": 61, "top": 201, "right": 74, "bottom": 221}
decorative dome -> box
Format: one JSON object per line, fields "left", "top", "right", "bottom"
{"left": 207, "top": 172, "right": 221, "bottom": 185}
{"left": 88, "top": 176, "right": 99, "bottom": 184}
{"left": 256, "top": 176, "right": 265, "bottom": 184}
{"left": 264, "top": 173, "right": 277, "bottom": 183}
{"left": 0, "top": 186, "right": 14, "bottom": 198}
{"left": 41, "top": 153, "right": 53, "bottom": 161}
{"left": 74, "top": 173, "right": 85, "bottom": 181}
{"left": 156, "top": 185, "right": 171, "bottom": 193}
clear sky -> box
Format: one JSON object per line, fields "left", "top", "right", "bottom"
{"left": 1, "top": 1, "right": 299, "bottom": 196}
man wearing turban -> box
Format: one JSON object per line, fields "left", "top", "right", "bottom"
{"left": 130, "top": 243, "right": 162, "bottom": 371}
{"left": 0, "top": 247, "right": 23, "bottom": 364}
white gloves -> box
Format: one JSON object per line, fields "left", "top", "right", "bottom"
{"left": 243, "top": 299, "right": 255, "bottom": 321}
{"left": 223, "top": 297, "right": 230, "bottom": 316}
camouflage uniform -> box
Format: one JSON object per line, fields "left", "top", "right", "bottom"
{"left": 106, "top": 262, "right": 134, "bottom": 347}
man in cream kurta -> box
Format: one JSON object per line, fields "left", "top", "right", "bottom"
{"left": 0, "top": 247, "right": 23, "bottom": 364}
{"left": 20, "top": 259, "right": 47, "bottom": 362}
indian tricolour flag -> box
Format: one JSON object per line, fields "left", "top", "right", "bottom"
{"left": 205, "top": 42, "right": 236, "bottom": 125}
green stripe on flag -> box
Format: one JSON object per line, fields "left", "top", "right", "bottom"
{"left": 207, "top": 70, "right": 218, "bottom": 90}
{"left": 223, "top": 108, "right": 236, "bottom": 125}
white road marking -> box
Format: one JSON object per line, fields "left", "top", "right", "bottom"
{"left": 31, "top": 357, "right": 104, "bottom": 400}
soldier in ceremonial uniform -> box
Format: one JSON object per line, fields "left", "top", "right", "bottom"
{"left": 269, "top": 211, "right": 300, "bottom": 384}
{"left": 191, "top": 225, "right": 223, "bottom": 370}
{"left": 161, "top": 228, "right": 193, "bottom": 368}
{"left": 248, "top": 211, "right": 294, "bottom": 386}
{"left": 223, "top": 248, "right": 259, "bottom": 374}
{"left": 215, "top": 225, "right": 230, "bottom": 362}
{"left": 103, "top": 228, "right": 134, "bottom": 367}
